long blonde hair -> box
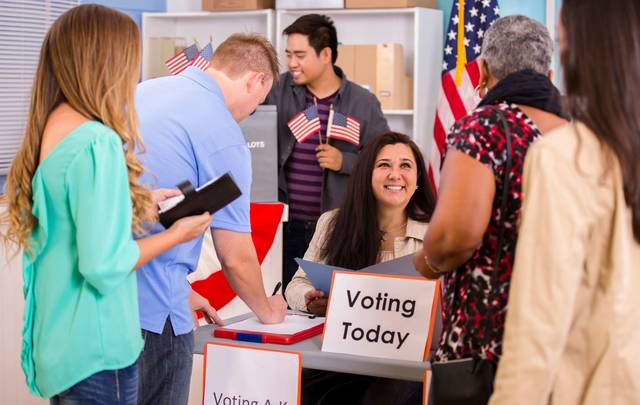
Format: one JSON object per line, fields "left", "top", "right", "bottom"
{"left": 1, "top": 4, "right": 153, "bottom": 254}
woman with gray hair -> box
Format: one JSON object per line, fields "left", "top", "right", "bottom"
{"left": 413, "top": 15, "right": 567, "bottom": 404}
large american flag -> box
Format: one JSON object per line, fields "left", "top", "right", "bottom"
{"left": 430, "top": 0, "right": 500, "bottom": 188}
{"left": 165, "top": 43, "right": 199, "bottom": 75}
{"left": 191, "top": 43, "right": 213, "bottom": 71}
{"left": 328, "top": 110, "right": 360, "bottom": 146}
{"left": 287, "top": 105, "right": 321, "bottom": 143}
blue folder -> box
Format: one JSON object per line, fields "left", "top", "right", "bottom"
{"left": 294, "top": 254, "right": 419, "bottom": 294}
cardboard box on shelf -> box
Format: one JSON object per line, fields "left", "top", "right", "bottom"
{"left": 376, "top": 43, "right": 412, "bottom": 109}
{"left": 276, "top": 0, "right": 344, "bottom": 9}
{"left": 336, "top": 43, "right": 413, "bottom": 109}
{"left": 345, "top": 0, "right": 436, "bottom": 8}
{"left": 336, "top": 44, "right": 356, "bottom": 81}
{"left": 202, "top": 0, "right": 274, "bottom": 11}
{"left": 354, "top": 45, "right": 377, "bottom": 92}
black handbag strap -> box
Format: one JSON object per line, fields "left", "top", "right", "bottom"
{"left": 486, "top": 106, "right": 512, "bottom": 350}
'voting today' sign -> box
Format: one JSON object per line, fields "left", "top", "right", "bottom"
{"left": 321, "top": 271, "right": 439, "bottom": 362}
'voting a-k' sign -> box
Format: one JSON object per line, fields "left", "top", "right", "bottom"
{"left": 203, "top": 343, "right": 301, "bottom": 405}
{"left": 321, "top": 271, "right": 438, "bottom": 362}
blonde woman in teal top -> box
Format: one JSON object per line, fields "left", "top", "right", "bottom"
{"left": 1, "top": 5, "right": 211, "bottom": 403}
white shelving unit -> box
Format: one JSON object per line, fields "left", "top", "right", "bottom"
{"left": 276, "top": 7, "right": 442, "bottom": 155}
{"left": 141, "top": 7, "right": 443, "bottom": 156}
{"left": 141, "top": 10, "right": 275, "bottom": 80}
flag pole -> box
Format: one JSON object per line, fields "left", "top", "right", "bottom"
{"left": 326, "top": 104, "right": 334, "bottom": 145}
{"left": 455, "top": 0, "right": 466, "bottom": 86}
{"left": 314, "top": 97, "right": 323, "bottom": 144}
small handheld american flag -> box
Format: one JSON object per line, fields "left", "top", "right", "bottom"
{"left": 327, "top": 110, "right": 360, "bottom": 146}
{"left": 165, "top": 43, "right": 199, "bottom": 75}
{"left": 191, "top": 43, "right": 213, "bottom": 71}
{"left": 288, "top": 106, "right": 321, "bottom": 144}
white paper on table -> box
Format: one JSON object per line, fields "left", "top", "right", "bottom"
{"left": 223, "top": 314, "right": 325, "bottom": 335}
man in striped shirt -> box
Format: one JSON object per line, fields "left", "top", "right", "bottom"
{"left": 265, "top": 14, "right": 389, "bottom": 291}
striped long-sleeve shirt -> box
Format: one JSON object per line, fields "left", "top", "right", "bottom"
{"left": 284, "top": 88, "right": 337, "bottom": 220}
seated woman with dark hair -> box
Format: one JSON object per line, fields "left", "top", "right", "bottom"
{"left": 285, "top": 131, "right": 436, "bottom": 316}
{"left": 284, "top": 131, "right": 436, "bottom": 405}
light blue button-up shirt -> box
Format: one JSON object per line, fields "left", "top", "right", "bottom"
{"left": 135, "top": 67, "right": 252, "bottom": 335}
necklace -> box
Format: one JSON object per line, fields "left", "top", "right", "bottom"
{"left": 379, "top": 221, "right": 407, "bottom": 241}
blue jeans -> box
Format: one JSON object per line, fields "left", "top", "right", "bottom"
{"left": 49, "top": 362, "right": 138, "bottom": 405}
{"left": 137, "top": 318, "right": 194, "bottom": 405}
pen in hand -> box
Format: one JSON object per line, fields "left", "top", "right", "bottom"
{"left": 271, "top": 281, "right": 282, "bottom": 296}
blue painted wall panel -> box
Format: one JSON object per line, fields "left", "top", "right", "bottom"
{"left": 81, "top": 0, "right": 165, "bottom": 11}
{"left": 80, "top": 0, "right": 166, "bottom": 26}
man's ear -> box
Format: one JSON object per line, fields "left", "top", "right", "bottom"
{"left": 547, "top": 69, "right": 554, "bottom": 82}
{"left": 320, "top": 47, "right": 333, "bottom": 64}
{"left": 246, "top": 71, "right": 265, "bottom": 93}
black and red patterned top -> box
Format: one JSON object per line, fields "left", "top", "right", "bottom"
{"left": 433, "top": 102, "right": 542, "bottom": 363}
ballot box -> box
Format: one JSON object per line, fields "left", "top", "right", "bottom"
{"left": 239, "top": 105, "right": 278, "bottom": 202}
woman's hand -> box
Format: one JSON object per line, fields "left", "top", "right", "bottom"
{"left": 305, "top": 290, "right": 327, "bottom": 316}
{"left": 168, "top": 212, "right": 211, "bottom": 244}
{"left": 304, "top": 289, "right": 325, "bottom": 306}
{"left": 412, "top": 248, "right": 441, "bottom": 280}
{"left": 149, "top": 188, "right": 182, "bottom": 216}
{"left": 307, "top": 297, "right": 328, "bottom": 317}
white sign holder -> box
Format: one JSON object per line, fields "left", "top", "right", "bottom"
{"left": 321, "top": 271, "right": 439, "bottom": 362}
{"left": 203, "top": 342, "right": 301, "bottom": 405}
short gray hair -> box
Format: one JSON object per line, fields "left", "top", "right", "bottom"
{"left": 481, "top": 15, "right": 553, "bottom": 80}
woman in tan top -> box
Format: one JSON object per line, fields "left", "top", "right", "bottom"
{"left": 285, "top": 131, "right": 436, "bottom": 316}
{"left": 286, "top": 132, "right": 436, "bottom": 405}
{"left": 490, "top": 1, "right": 640, "bottom": 404}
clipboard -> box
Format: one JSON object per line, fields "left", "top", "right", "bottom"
{"left": 214, "top": 313, "right": 325, "bottom": 345}
{"left": 158, "top": 172, "right": 241, "bottom": 228}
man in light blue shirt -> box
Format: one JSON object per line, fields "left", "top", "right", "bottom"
{"left": 134, "top": 34, "right": 287, "bottom": 405}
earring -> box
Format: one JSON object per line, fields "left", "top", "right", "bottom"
{"left": 416, "top": 185, "right": 419, "bottom": 190}
{"left": 474, "top": 83, "right": 485, "bottom": 98}
{"left": 473, "top": 83, "right": 487, "bottom": 98}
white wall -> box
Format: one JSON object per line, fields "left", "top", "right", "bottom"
{"left": 0, "top": 209, "right": 46, "bottom": 404}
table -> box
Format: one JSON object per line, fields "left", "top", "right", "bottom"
{"left": 194, "top": 314, "right": 430, "bottom": 382}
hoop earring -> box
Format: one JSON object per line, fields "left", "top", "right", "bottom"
{"left": 474, "top": 83, "right": 486, "bottom": 98}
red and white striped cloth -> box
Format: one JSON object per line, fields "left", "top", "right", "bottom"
{"left": 191, "top": 43, "right": 213, "bottom": 71}
{"left": 328, "top": 110, "right": 360, "bottom": 146}
{"left": 428, "top": 0, "right": 500, "bottom": 189}
{"left": 430, "top": 60, "right": 481, "bottom": 187}
{"left": 164, "top": 43, "right": 199, "bottom": 75}
{"left": 287, "top": 105, "right": 321, "bottom": 144}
